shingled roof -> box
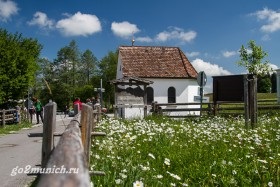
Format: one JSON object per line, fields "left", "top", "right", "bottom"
{"left": 119, "top": 46, "right": 198, "bottom": 79}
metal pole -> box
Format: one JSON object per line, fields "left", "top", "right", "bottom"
{"left": 199, "top": 72, "right": 204, "bottom": 116}
{"left": 200, "top": 87, "right": 203, "bottom": 116}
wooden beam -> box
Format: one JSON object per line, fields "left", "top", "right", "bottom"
{"left": 37, "top": 117, "right": 90, "bottom": 187}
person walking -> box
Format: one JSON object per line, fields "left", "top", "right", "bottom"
{"left": 24, "top": 97, "right": 34, "bottom": 123}
{"left": 64, "top": 105, "right": 69, "bottom": 118}
{"left": 73, "top": 97, "right": 82, "bottom": 110}
{"left": 33, "top": 97, "right": 44, "bottom": 124}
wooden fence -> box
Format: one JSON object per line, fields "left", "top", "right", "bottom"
{"left": 0, "top": 109, "right": 20, "bottom": 127}
{"left": 151, "top": 99, "right": 280, "bottom": 117}
{"left": 28, "top": 102, "right": 105, "bottom": 187}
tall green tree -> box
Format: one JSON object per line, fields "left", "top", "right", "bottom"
{"left": 237, "top": 40, "right": 271, "bottom": 76}
{"left": 98, "top": 50, "right": 118, "bottom": 107}
{"left": 0, "top": 29, "right": 42, "bottom": 104}
{"left": 54, "top": 40, "right": 81, "bottom": 86}
{"left": 80, "top": 49, "right": 98, "bottom": 85}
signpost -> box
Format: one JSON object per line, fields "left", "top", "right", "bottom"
{"left": 197, "top": 71, "right": 207, "bottom": 116}
{"left": 94, "top": 79, "right": 105, "bottom": 108}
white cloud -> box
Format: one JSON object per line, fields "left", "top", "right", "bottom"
{"left": 155, "top": 27, "right": 196, "bottom": 43}
{"left": 222, "top": 50, "right": 237, "bottom": 58}
{"left": 56, "top": 12, "right": 101, "bottom": 36}
{"left": 111, "top": 21, "right": 140, "bottom": 38}
{"left": 28, "top": 12, "right": 54, "bottom": 29}
{"left": 186, "top": 51, "right": 200, "bottom": 58}
{"left": 0, "top": 0, "right": 18, "bottom": 22}
{"left": 252, "top": 8, "right": 280, "bottom": 33}
{"left": 261, "top": 34, "right": 271, "bottom": 41}
{"left": 135, "top": 36, "right": 153, "bottom": 43}
{"left": 192, "top": 58, "right": 232, "bottom": 76}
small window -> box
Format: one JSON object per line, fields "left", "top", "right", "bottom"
{"left": 168, "top": 87, "right": 176, "bottom": 103}
{"left": 147, "top": 87, "right": 154, "bottom": 104}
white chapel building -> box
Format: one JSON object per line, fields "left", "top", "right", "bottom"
{"left": 113, "top": 46, "right": 200, "bottom": 118}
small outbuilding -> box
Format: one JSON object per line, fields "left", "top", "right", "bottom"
{"left": 113, "top": 46, "right": 199, "bottom": 118}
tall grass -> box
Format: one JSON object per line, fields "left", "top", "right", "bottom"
{"left": 91, "top": 114, "right": 280, "bottom": 186}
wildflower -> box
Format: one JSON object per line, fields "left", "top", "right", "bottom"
{"left": 133, "top": 180, "right": 144, "bottom": 187}
{"left": 167, "top": 171, "right": 181, "bottom": 180}
{"left": 95, "top": 154, "right": 100, "bottom": 159}
{"left": 232, "top": 170, "right": 237, "bottom": 175}
{"left": 139, "top": 164, "right": 150, "bottom": 171}
{"left": 257, "top": 159, "right": 268, "bottom": 164}
{"left": 115, "top": 179, "right": 122, "bottom": 184}
{"left": 164, "top": 158, "right": 171, "bottom": 166}
{"left": 119, "top": 173, "right": 127, "bottom": 179}
{"left": 148, "top": 153, "right": 155, "bottom": 159}
{"left": 268, "top": 182, "right": 273, "bottom": 187}
{"left": 156, "top": 174, "right": 163, "bottom": 179}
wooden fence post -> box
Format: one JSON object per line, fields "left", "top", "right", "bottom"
{"left": 41, "top": 102, "right": 57, "bottom": 167}
{"left": 80, "top": 104, "right": 93, "bottom": 167}
{"left": 2, "top": 109, "right": 5, "bottom": 127}
{"left": 244, "top": 75, "right": 249, "bottom": 128}
{"left": 249, "top": 75, "right": 258, "bottom": 128}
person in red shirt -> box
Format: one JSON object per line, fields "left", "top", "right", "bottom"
{"left": 73, "top": 97, "right": 82, "bottom": 111}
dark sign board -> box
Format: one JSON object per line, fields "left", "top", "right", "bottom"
{"left": 213, "top": 74, "right": 246, "bottom": 102}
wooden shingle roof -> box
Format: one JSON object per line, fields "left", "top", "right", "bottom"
{"left": 119, "top": 46, "right": 198, "bottom": 79}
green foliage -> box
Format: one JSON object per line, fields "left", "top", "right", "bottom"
{"left": 74, "top": 84, "right": 95, "bottom": 103}
{"left": 81, "top": 49, "right": 98, "bottom": 84}
{"left": 237, "top": 40, "right": 271, "bottom": 76}
{"left": 40, "top": 40, "right": 98, "bottom": 109}
{"left": 54, "top": 40, "right": 81, "bottom": 88}
{"left": 40, "top": 81, "right": 72, "bottom": 110}
{"left": 0, "top": 29, "right": 42, "bottom": 104}
{"left": 257, "top": 75, "right": 272, "bottom": 93}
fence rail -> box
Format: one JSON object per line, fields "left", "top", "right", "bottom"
{"left": 0, "top": 109, "right": 20, "bottom": 126}
{"left": 152, "top": 99, "right": 280, "bottom": 117}
{"left": 28, "top": 102, "right": 105, "bottom": 187}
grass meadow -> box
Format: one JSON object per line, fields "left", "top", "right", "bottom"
{"left": 90, "top": 114, "right": 280, "bottom": 187}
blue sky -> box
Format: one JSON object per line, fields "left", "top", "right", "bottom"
{"left": 0, "top": 0, "right": 280, "bottom": 92}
